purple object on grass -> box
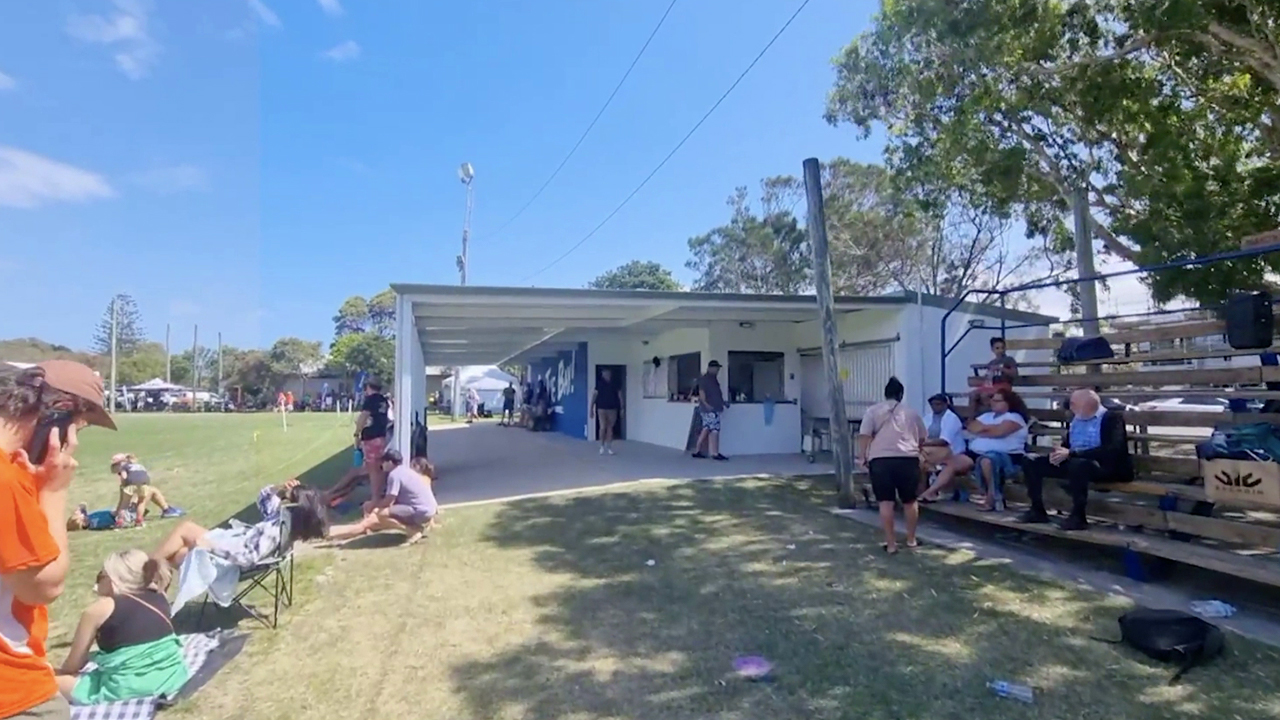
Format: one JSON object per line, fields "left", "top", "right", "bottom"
{"left": 732, "top": 655, "right": 773, "bottom": 679}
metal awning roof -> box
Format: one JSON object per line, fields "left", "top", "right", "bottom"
{"left": 392, "top": 285, "right": 1056, "bottom": 367}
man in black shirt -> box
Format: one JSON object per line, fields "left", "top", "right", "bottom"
{"left": 501, "top": 383, "right": 517, "bottom": 426}
{"left": 590, "top": 369, "right": 623, "bottom": 455}
{"left": 693, "top": 360, "right": 728, "bottom": 460}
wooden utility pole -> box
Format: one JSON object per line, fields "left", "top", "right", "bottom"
{"left": 165, "top": 323, "right": 171, "bottom": 383}
{"left": 108, "top": 296, "right": 118, "bottom": 413}
{"left": 192, "top": 326, "right": 199, "bottom": 411}
{"left": 217, "top": 332, "right": 223, "bottom": 395}
{"left": 803, "top": 157, "right": 857, "bottom": 508}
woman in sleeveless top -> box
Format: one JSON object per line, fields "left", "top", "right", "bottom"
{"left": 56, "top": 550, "right": 189, "bottom": 705}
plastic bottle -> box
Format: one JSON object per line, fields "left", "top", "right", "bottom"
{"left": 1189, "top": 600, "right": 1237, "bottom": 618}
{"left": 987, "top": 680, "right": 1034, "bottom": 703}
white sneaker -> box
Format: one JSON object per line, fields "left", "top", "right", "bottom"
{"left": 599, "top": 446, "right": 606, "bottom": 455}
{"left": 606, "top": 447, "right": 615, "bottom": 455}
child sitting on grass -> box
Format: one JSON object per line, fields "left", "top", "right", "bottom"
{"left": 68, "top": 503, "right": 131, "bottom": 531}
{"left": 111, "top": 453, "right": 184, "bottom": 526}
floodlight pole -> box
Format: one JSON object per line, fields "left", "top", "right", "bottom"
{"left": 452, "top": 165, "right": 474, "bottom": 422}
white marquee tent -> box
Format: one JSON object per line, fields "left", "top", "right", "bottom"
{"left": 440, "top": 366, "right": 518, "bottom": 410}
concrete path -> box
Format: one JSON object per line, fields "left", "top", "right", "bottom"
{"left": 428, "top": 422, "right": 829, "bottom": 506}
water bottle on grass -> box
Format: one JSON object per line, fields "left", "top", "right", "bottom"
{"left": 1189, "top": 600, "right": 1236, "bottom": 618}
{"left": 987, "top": 680, "right": 1034, "bottom": 703}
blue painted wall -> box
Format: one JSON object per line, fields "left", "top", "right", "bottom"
{"left": 528, "top": 342, "right": 589, "bottom": 439}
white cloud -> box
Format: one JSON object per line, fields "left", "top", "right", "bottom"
{"left": 0, "top": 71, "right": 15, "bottom": 91}
{"left": 247, "top": 0, "right": 281, "bottom": 28}
{"left": 125, "top": 164, "right": 208, "bottom": 194}
{"left": 0, "top": 146, "right": 115, "bottom": 209}
{"left": 322, "top": 40, "right": 361, "bottom": 62}
{"left": 317, "top": 0, "right": 344, "bottom": 17}
{"left": 65, "top": 0, "right": 160, "bottom": 80}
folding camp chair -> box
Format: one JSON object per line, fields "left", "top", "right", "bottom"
{"left": 198, "top": 510, "right": 295, "bottom": 629}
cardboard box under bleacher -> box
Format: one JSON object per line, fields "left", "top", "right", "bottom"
{"left": 1202, "top": 458, "right": 1280, "bottom": 508}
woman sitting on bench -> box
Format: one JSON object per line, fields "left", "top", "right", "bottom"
{"left": 918, "top": 394, "right": 973, "bottom": 503}
{"left": 964, "top": 389, "right": 1030, "bottom": 511}
{"left": 56, "top": 550, "right": 189, "bottom": 705}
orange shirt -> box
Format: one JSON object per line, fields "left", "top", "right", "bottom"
{"left": 0, "top": 453, "right": 60, "bottom": 717}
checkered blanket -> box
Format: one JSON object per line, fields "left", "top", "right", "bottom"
{"left": 69, "top": 631, "right": 232, "bottom": 720}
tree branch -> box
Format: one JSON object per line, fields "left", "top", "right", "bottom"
{"left": 1022, "top": 34, "right": 1156, "bottom": 76}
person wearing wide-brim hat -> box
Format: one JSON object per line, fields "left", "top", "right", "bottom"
{"left": 1, "top": 360, "right": 117, "bottom": 720}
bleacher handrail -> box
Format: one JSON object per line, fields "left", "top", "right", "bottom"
{"left": 939, "top": 242, "right": 1280, "bottom": 391}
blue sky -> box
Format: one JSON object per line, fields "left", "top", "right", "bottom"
{"left": 0, "top": 0, "right": 888, "bottom": 351}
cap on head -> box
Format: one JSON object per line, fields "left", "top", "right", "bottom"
{"left": 381, "top": 449, "right": 404, "bottom": 465}
{"left": 35, "top": 360, "right": 116, "bottom": 430}
{"left": 707, "top": 360, "right": 721, "bottom": 369}
{"left": 110, "top": 453, "right": 128, "bottom": 465}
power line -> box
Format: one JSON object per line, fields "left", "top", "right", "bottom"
{"left": 522, "top": 0, "right": 812, "bottom": 283}
{"left": 479, "top": 0, "right": 680, "bottom": 243}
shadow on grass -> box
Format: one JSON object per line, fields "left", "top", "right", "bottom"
{"left": 449, "top": 478, "right": 1280, "bottom": 720}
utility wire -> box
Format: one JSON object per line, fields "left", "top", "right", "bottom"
{"left": 478, "top": 0, "right": 681, "bottom": 243}
{"left": 522, "top": 0, "right": 812, "bottom": 283}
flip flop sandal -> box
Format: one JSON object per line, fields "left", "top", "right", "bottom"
{"left": 880, "top": 543, "right": 898, "bottom": 554}
{"left": 906, "top": 540, "right": 920, "bottom": 549}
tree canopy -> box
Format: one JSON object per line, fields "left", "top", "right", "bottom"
{"left": 333, "top": 288, "right": 397, "bottom": 340}
{"left": 825, "top": 0, "right": 1279, "bottom": 305}
{"left": 92, "top": 294, "right": 146, "bottom": 356}
{"left": 588, "top": 261, "right": 682, "bottom": 291}
{"left": 685, "top": 159, "right": 1048, "bottom": 301}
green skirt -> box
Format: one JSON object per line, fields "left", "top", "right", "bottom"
{"left": 72, "top": 635, "right": 190, "bottom": 705}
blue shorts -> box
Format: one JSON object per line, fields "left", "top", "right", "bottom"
{"left": 700, "top": 411, "right": 721, "bottom": 432}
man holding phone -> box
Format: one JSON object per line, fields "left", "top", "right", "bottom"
{"left": 1, "top": 361, "right": 116, "bottom": 719}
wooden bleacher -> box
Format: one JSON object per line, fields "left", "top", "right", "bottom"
{"left": 928, "top": 312, "right": 1280, "bottom": 590}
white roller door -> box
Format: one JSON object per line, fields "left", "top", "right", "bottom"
{"left": 839, "top": 340, "right": 896, "bottom": 419}
{"left": 798, "top": 336, "right": 897, "bottom": 419}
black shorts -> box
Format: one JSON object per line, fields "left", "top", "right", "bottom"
{"left": 869, "top": 456, "right": 921, "bottom": 504}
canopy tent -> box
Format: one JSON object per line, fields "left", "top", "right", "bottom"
{"left": 129, "top": 378, "right": 186, "bottom": 392}
{"left": 441, "top": 366, "right": 518, "bottom": 410}
{"left": 4, "top": 361, "right": 36, "bottom": 370}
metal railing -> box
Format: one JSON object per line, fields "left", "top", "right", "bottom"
{"left": 939, "top": 243, "right": 1280, "bottom": 391}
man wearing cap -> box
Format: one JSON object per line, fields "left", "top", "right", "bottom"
{"left": 692, "top": 360, "right": 729, "bottom": 461}
{"left": 1, "top": 361, "right": 115, "bottom": 719}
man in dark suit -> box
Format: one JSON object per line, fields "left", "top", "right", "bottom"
{"left": 1019, "top": 388, "right": 1132, "bottom": 530}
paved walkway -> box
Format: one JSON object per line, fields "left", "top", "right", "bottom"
{"left": 428, "top": 422, "right": 830, "bottom": 506}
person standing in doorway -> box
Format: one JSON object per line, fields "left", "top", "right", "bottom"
{"left": 591, "top": 369, "right": 623, "bottom": 455}
{"left": 692, "top": 360, "right": 728, "bottom": 461}
{"left": 856, "top": 377, "right": 928, "bottom": 554}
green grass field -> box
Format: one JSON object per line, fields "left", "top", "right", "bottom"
{"left": 51, "top": 414, "right": 1280, "bottom": 719}
{"left": 53, "top": 412, "right": 353, "bottom": 644}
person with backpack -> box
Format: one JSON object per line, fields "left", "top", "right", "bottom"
{"left": 857, "top": 377, "right": 928, "bottom": 554}
{"left": 1019, "top": 388, "right": 1132, "bottom": 530}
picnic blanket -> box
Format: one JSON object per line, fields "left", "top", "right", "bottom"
{"left": 70, "top": 630, "right": 247, "bottom": 720}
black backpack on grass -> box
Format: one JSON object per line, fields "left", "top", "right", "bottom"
{"left": 1093, "top": 608, "right": 1226, "bottom": 683}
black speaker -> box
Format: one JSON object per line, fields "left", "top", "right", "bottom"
{"left": 1226, "top": 291, "right": 1274, "bottom": 350}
